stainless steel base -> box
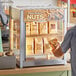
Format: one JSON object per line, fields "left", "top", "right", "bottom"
{"left": 17, "top": 59, "right": 66, "bottom": 68}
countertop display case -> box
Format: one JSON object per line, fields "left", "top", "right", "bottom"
{"left": 10, "top": 6, "right": 67, "bottom": 68}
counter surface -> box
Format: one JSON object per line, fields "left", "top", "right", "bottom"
{"left": 0, "top": 63, "right": 71, "bottom": 75}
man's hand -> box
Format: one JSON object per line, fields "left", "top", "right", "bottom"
{"left": 53, "top": 45, "right": 64, "bottom": 57}
{"left": 48, "top": 38, "right": 64, "bottom": 57}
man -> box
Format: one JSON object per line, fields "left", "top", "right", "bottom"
{"left": 49, "top": 26, "right": 76, "bottom": 76}
{"left": 0, "top": 0, "right": 14, "bottom": 56}
{"left": 0, "top": 0, "right": 8, "bottom": 56}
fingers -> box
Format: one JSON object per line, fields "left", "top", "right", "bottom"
{"left": 0, "top": 51, "right": 14, "bottom": 57}
{"left": 48, "top": 38, "right": 64, "bottom": 57}
{"left": 53, "top": 46, "right": 64, "bottom": 57}
{"left": 5, "top": 51, "right": 14, "bottom": 56}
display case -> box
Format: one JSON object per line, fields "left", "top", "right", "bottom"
{"left": 10, "top": 6, "right": 67, "bottom": 68}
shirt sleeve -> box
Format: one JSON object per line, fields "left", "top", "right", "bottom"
{"left": 61, "top": 29, "right": 72, "bottom": 53}
{"left": 0, "top": 1, "right": 8, "bottom": 25}
{"left": 0, "top": 11, "right": 8, "bottom": 25}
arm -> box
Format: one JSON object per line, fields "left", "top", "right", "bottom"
{"left": 48, "top": 29, "right": 72, "bottom": 57}
{"left": 0, "top": 0, "right": 8, "bottom": 26}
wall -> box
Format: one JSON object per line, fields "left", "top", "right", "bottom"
{"left": 70, "top": 10, "right": 76, "bottom": 24}
{"left": 12, "top": 0, "right": 57, "bottom": 8}
{"left": 11, "top": 0, "right": 58, "bottom": 19}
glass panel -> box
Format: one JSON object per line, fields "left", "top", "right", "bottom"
{"left": 24, "top": 8, "right": 65, "bottom": 61}
{"left": 10, "top": 7, "right": 20, "bottom": 58}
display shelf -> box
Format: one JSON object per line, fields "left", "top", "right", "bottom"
{"left": 26, "top": 33, "right": 64, "bottom": 38}
{"left": 25, "top": 54, "right": 62, "bottom": 61}
{"left": 23, "top": 8, "right": 67, "bottom": 68}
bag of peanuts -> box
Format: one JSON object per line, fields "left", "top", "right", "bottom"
{"left": 48, "top": 38, "right": 58, "bottom": 51}
{"left": 35, "top": 37, "right": 43, "bottom": 55}
{"left": 26, "top": 38, "right": 34, "bottom": 55}
{"left": 31, "top": 22, "right": 38, "bottom": 35}
{"left": 49, "top": 21, "right": 57, "bottom": 34}
{"left": 26, "top": 22, "right": 31, "bottom": 35}
{"left": 39, "top": 22, "right": 48, "bottom": 34}
{"left": 43, "top": 38, "right": 53, "bottom": 55}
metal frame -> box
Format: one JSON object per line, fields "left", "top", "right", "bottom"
{"left": 20, "top": 10, "right": 25, "bottom": 68}
{"left": 63, "top": 8, "right": 67, "bottom": 65}
{"left": 17, "top": 7, "right": 68, "bottom": 68}
{"left": 67, "top": 0, "right": 70, "bottom": 27}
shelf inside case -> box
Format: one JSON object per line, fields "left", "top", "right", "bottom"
{"left": 26, "top": 33, "right": 64, "bottom": 38}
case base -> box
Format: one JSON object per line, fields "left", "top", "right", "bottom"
{"left": 0, "top": 56, "right": 16, "bottom": 69}
{"left": 17, "top": 59, "right": 66, "bottom": 68}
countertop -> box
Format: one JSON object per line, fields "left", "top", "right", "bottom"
{"left": 0, "top": 63, "right": 71, "bottom": 75}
